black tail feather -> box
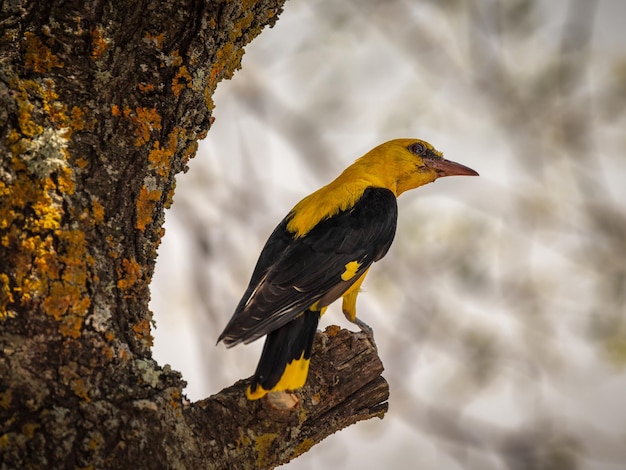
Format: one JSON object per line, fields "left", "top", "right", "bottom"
{"left": 247, "top": 309, "right": 319, "bottom": 398}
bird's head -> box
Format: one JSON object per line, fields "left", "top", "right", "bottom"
{"left": 357, "top": 138, "right": 479, "bottom": 195}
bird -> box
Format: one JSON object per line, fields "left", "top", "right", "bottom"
{"left": 217, "top": 138, "right": 478, "bottom": 400}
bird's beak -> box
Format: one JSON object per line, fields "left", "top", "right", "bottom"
{"left": 425, "top": 157, "right": 479, "bottom": 178}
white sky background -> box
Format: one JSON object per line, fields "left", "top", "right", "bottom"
{"left": 151, "top": 1, "right": 626, "bottom": 468}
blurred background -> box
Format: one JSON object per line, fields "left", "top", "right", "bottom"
{"left": 151, "top": 1, "right": 626, "bottom": 468}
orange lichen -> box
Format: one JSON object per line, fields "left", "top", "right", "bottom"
{"left": 23, "top": 32, "right": 64, "bottom": 73}
{"left": 165, "top": 388, "right": 183, "bottom": 418}
{"left": 117, "top": 257, "right": 142, "bottom": 290}
{"left": 168, "top": 50, "right": 183, "bottom": 67}
{"left": 164, "top": 182, "right": 176, "bottom": 210}
{"left": 76, "top": 157, "right": 89, "bottom": 169}
{"left": 3, "top": 174, "right": 91, "bottom": 334}
{"left": 59, "top": 231, "right": 91, "bottom": 275}
{"left": 59, "top": 314, "right": 85, "bottom": 339}
{"left": 205, "top": 42, "right": 245, "bottom": 110}
{"left": 172, "top": 65, "right": 191, "bottom": 97}
{"left": 15, "top": 86, "right": 43, "bottom": 137}
{"left": 91, "top": 26, "right": 109, "bottom": 60}
{"left": 69, "top": 377, "right": 91, "bottom": 402}
{"left": 133, "top": 107, "right": 162, "bottom": 147}
{"left": 56, "top": 166, "right": 75, "bottom": 195}
{"left": 228, "top": 5, "right": 255, "bottom": 41}
{"left": 148, "top": 143, "right": 173, "bottom": 177}
{"left": 148, "top": 127, "right": 184, "bottom": 177}
{"left": 10, "top": 61, "right": 70, "bottom": 144}
{"left": 144, "top": 31, "right": 165, "bottom": 49}
{"left": 40, "top": 80, "right": 69, "bottom": 126}
{"left": 32, "top": 198, "right": 61, "bottom": 230}
{"left": 168, "top": 388, "right": 181, "bottom": 409}
{"left": 209, "top": 43, "right": 233, "bottom": 83}
{"left": 38, "top": 229, "right": 92, "bottom": 335}
{"left": 91, "top": 199, "right": 104, "bottom": 224}
{"left": 197, "top": 127, "right": 209, "bottom": 140}
{"left": 70, "top": 106, "right": 87, "bottom": 131}
{"left": 138, "top": 82, "right": 155, "bottom": 93}
{"left": 105, "top": 235, "right": 120, "bottom": 259}
{"left": 1, "top": 76, "right": 96, "bottom": 334}
{"left": 131, "top": 318, "right": 152, "bottom": 347}
{"left": 4, "top": 145, "right": 89, "bottom": 327}
{"left": 181, "top": 138, "right": 198, "bottom": 167}
{"left": 200, "top": 2, "right": 272, "bottom": 110}
{"left": 203, "top": 86, "right": 215, "bottom": 112}
{"left": 135, "top": 187, "right": 161, "bottom": 231}
{"left": 43, "top": 281, "right": 70, "bottom": 321}
{"left": 110, "top": 104, "right": 162, "bottom": 146}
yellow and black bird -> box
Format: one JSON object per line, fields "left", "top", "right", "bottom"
{"left": 218, "top": 138, "right": 478, "bottom": 399}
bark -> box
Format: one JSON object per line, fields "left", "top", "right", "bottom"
{"left": 0, "top": 1, "right": 389, "bottom": 468}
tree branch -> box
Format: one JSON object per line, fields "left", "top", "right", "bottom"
{"left": 189, "top": 327, "right": 389, "bottom": 469}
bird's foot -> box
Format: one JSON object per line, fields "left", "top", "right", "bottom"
{"left": 350, "top": 317, "right": 376, "bottom": 349}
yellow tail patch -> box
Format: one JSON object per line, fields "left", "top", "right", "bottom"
{"left": 246, "top": 353, "right": 311, "bottom": 400}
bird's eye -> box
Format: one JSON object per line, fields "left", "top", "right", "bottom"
{"left": 409, "top": 142, "right": 425, "bottom": 155}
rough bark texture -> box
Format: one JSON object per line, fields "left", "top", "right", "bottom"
{"left": 0, "top": 1, "right": 389, "bottom": 468}
{"left": 191, "top": 327, "right": 388, "bottom": 469}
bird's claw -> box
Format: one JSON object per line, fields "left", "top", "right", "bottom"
{"left": 354, "top": 317, "right": 373, "bottom": 337}
{"left": 350, "top": 317, "right": 376, "bottom": 349}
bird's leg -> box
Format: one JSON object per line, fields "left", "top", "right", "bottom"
{"left": 341, "top": 271, "right": 376, "bottom": 347}
{"left": 343, "top": 305, "right": 376, "bottom": 347}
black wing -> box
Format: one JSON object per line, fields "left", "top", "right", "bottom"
{"left": 218, "top": 187, "right": 398, "bottom": 346}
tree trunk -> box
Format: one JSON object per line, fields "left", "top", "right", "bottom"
{"left": 0, "top": 1, "right": 388, "bottom": 468}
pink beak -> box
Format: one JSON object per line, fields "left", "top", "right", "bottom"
{"left": 425, "top": 157, "right": 479, "bottom": 178}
